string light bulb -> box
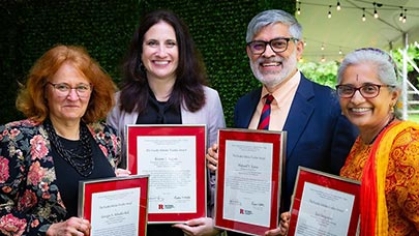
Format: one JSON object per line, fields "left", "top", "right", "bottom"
{"left": 328, "top": 5, "right": 332, "bottom": 18}
{"left": 297, "top": 2, "right": 301, "bottom": 15}
{"left": 399, "top": 7, "right": 404, "bottom": 21}
{"left": 403, "top": 9, "right": 407, "bottom": 23}
{"left": 362, "top": 8, "right": 366, "bottom": 21}
{"left": 373, "top": 2, "right": 379, "bottom": 19}
{"left": 321, "top": 44, "right": 325, "bottom": 51}
{"left": 336, "top": 1, "right": 341, "bottom": 11}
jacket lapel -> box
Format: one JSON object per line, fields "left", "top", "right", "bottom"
{"left": 283, "top": 76, "right": 315, "bottom": 159}
{"left": 235, "top": 88, "right": 261, "bottom": 128}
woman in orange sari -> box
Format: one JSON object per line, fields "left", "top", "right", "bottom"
{"left": 337, "top": 47, "right": 419, "bottom": 235}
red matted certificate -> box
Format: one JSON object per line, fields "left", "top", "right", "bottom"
{"left": 126, "top": 124, "right": 207, "bottom": 223}
{"left": 78, "top": 175, "right": 149, "bottom": 236}
{"left": 288, "top": 167, "right": 360, "bottom": 236}
{"left": 214, "top": 128, "right": 286, "bottom": 235}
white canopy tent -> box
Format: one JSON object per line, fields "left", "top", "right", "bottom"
{"left": 296, "top": 0, "right": 419, "bottom": 119}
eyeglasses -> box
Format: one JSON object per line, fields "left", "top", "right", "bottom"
{"left": 47, "top": 82, "right": 92, "bottom": 98}
{"left": 335, "top": 84, "right": 395, "bottom": 98}
{"left": 247, "top": 37, "right": 298, "bottom": 55}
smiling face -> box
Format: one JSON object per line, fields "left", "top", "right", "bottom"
{"left": 339, "top": 62, "right": 399, "bottom": 132}
{"left": 246, "top": 22, "right": 304, "bottom": 90}
{"left": 141, "top": 21, "right": 179, "bottom": 82}
{"left": 46, "top": 62, "right": 92, "bottom": 123}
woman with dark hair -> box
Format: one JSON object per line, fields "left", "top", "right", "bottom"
{"left": 0, "top": 45, "right": 122, "bottom": 235}
{"left": 107, "top": 9, "right": 225, "bottom": 236}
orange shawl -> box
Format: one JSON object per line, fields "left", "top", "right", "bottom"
{"left": 360, "top": 120, "right": 419, "bottom": 236}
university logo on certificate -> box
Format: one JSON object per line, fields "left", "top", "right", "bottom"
{"left": 126, "top": 124, "right": 207, "bottom": 223}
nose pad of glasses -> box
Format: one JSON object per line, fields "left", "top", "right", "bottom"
{"left": 352, "top": 89, "right": 366, "bottom": 99}
{"left": 66, "top": 89, "right": 80, "bottom": 98}
{"left": 263, "top": 44, "right": 277, "bottom": 56}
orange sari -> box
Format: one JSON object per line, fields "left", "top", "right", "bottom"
{"left": 341, "top": 120, "right": 419, "bottom": 236}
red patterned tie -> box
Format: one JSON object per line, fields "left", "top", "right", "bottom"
{"left": 257, "top": 94, "right": 274, "bottom": 130}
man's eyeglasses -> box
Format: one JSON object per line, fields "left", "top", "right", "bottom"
{"left": 47, "top": 82, "right": 92, "bottom": 98}
{"left": 335, "top": 84, "right": 395, "bottom": 98}
{"left": 247, "top": 37, "right": 298, "bottom": 55}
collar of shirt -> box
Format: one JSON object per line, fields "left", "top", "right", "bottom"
{"left": 249, "top": 71, "right": 301, "bottom": 130}
{"left": 260, "top": 70, "right": 301, "bottom": 101}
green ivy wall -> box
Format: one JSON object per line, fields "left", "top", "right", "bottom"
{"left": 0, "top": 0, "right": 295, "bottom": 126}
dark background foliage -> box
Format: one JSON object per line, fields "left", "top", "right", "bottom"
{"left": 0, "top": 0, "right": 295, "bottom": 126}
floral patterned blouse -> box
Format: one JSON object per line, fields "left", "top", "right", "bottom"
{"left": 0, "top": 119, "right": 121, "bottom": 235}
{"left": 340, "top": 128, "right": 419, "bottom": 235}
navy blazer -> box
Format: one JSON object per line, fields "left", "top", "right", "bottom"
{"left": 234, "top": 73, "right": 357, "bottom": 212}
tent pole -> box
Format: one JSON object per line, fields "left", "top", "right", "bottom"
{"left": 402, "top": 33, "right": 408, "bottom": 120}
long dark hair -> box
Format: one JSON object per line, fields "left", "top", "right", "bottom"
{"left": 119, "top": 9, "right": 207, "bottom": 114}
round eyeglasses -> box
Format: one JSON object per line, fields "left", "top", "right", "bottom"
{"left": 47, "top": 82, "right": 92, "bottom": 98}
{"left": 335, "top": 84, "right": 395, "bottom": 98}
{"left": 247, "top": 37, "right": 298, "bottom": 55}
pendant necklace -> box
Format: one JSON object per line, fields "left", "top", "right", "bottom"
{"left": 369, "top": 115, "right": 395, "bottom": 145}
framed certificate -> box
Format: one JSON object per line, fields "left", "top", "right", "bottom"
{"left": 214, "top": 128, "right": 286, "bottom": 235}
{"left": 126, "top": 124, "right": 207, "bottom": 223}
{"left": 288, "top": 167, "right": 360, "bottom": 236}
{"left": 78, "top": 175, "right": 149, "bottom": 236}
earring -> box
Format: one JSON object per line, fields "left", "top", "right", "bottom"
{"left": 138, "top": 61, "right": 146, "bottom": 72}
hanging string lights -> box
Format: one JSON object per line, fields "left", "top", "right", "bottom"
{"left": 295, "top": 0, "right": 416, "bottom": 23}
{"left": 328, "top": 5, "right": 332, "bottom": 18}
{"left": 299, "top": 36, "right": 351, "bottom": 62}
{"left": 362, "top": 7, "right": 366, "bottom": 21}
{"left": 402, "top": 9, "right": 407, "bottom": 23}
{"left": 295, "top": 0, "right": 419, "bottom": 62}
{"left": 297, "top": 1, "right": 301, "bottom": 15}
{"left": 399, "top": 7, "right": 404, "bottom": 21}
